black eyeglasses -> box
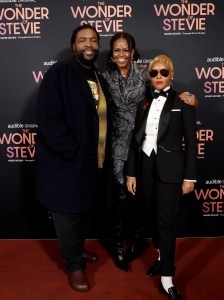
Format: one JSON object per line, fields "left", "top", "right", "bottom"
{"left": 149, "top": 69, "right": 170, "bottom": 78}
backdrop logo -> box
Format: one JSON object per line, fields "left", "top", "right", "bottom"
{"left": 196, "top": 127, "right": 214, "bottom": 159}
{"left": 32, "top": 60, "right": 57, "bottom": 84}
{"left": 0, "top": 123, "right": 37, "bottom": 162}
{"left": 136, "top": 58, "right": 151, "bottom": 68}
{"left": 195, "top": 58, "right": 224, "bottom": 98}
{"left": 70, "top": 0, "right": 133, "bottom": 37}
{"left": 195, "top": 180, "right": 224, "bottom": 217}
{"left": 0, "top": 2, "right": 49, "bottom": 40}
{"left": 154, "top": 0, "right": 215, "bottom": 36}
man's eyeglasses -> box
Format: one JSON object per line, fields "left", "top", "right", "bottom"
{"left": 149, "top": 69, "right": 170, "bottom": 78}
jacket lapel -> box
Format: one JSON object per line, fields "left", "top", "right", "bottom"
{"left": 135, "top": 100, "right": 152, "bottom": 144}
{"left": 134, "top": 89, "right": 176, "bottom": 145}
{"left": 157, "top": 90, "right": 176, "bottom": 141}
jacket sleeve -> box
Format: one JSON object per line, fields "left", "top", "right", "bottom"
{"left": 126, "top": 100, "right": 146, "bottom": 177}
{"left": 182, "top": 102, "right": 198, "bottom": 180}
{"left": 36, "top": 66, "right": 79, "bottom": 162}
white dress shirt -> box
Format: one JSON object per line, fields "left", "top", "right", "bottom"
{"left": 142, "top": 87, "right": 170, "bottom": 157}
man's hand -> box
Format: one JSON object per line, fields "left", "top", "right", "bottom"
{"left": 179, "top": 92, "right": 199, "bottom": 107}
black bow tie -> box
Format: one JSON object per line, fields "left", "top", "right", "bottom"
{"left": 152, "top": 89, "right": 170, "bottom": 99}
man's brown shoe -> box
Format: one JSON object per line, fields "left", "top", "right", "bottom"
{"left": 68, "top": 270, "right": 90, "bottom": 292}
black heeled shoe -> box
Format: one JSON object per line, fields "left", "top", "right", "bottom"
{"left": 111, "top": 221, "right": 130, "bottom": 272}
{"left": 146, "top": 260, "right": 161, "bottom": 276}
{"left": 113, "top": 246, "right": 130, "bottom": 272}
{"left": 159, "top": 281, "right": 183, "bottom": 300}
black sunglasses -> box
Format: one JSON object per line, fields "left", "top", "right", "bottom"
{"left": 149, "top": 69, "right": 170, "bottom": 78}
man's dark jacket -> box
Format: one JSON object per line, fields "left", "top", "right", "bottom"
{"left": 36, "top": 56, "right": 112, "bottom": 213}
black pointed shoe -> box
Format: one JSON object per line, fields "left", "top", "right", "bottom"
{"left": 146, "top": 260, "right": 160, "bottom": 276}
{"left": 114, "top": 247, "right": 130, "bottom": 272}
{"left": 159, "top": 281, "right": 183, "bottom": 300}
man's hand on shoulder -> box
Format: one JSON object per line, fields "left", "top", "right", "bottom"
{"left": 179, "top": 92, "right": 199, "bottom": 107}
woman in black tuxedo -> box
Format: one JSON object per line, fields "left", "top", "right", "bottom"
{"left": 126, "top": 55, "right": 197, "bottom": 300}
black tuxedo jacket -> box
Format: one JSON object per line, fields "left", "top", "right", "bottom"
{"left": 127, "top": 88, "right": 197, "bottom": 184}
{"left": 36, "top": 56, "right": 112, "bottom": 213}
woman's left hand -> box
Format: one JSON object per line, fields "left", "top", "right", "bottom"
{"left": 179, "top": 92, "right": 199, "bottom": 107}
{"left": 182, "top": 180, "right": 195, "bottom": 195}
{"left": 127, "top": 177, "right": 136, "bottom": 196}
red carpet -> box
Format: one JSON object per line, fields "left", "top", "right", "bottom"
{"left": 0, "top": 238, "right": 223, "bottom": 300}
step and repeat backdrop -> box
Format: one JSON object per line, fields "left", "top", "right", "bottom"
{"left": 0, "top": 0, "right": 223, "bottom": 238}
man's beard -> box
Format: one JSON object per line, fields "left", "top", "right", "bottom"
{"left": 75, "top": 48, "right": 99, "bottom": 67}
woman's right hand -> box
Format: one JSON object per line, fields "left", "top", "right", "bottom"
{"left": 126, "top": 177, "right": 136, "bottom": 195}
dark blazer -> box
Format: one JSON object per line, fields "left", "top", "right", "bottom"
{"left": 127, "top": 88, "right": 197, "bottom": 184}
{"left": 36, "top": 56, "right": 112, "bottom": 213}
